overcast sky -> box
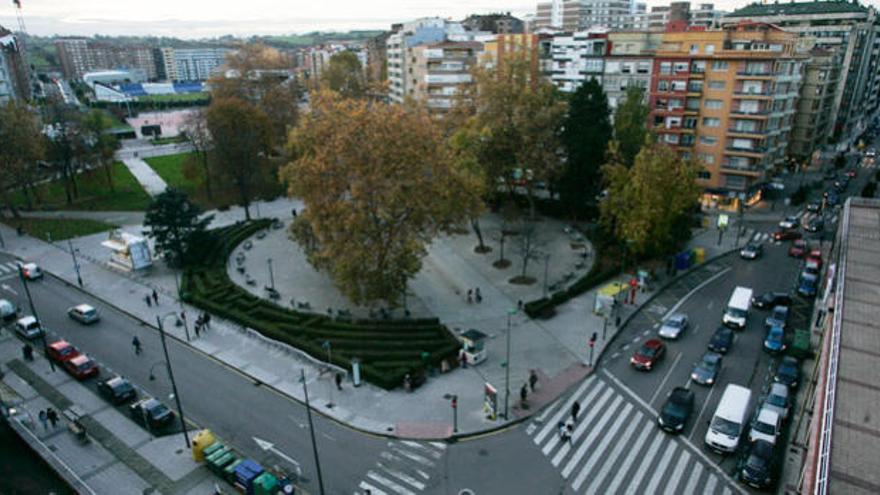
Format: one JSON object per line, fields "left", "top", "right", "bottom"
{"left": 1, "top": 0, "right": 878, "bottom": 39}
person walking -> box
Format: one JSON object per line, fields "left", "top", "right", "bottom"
{"left": 38, "top": 410, "right": 48, "bottom": 431}
{"left": 571, "top": 400, "right": 581, "bottom": 423}
{"left": 475, "top": 287, "right": 482, "bottom": 303}
{"left": 466, "top": 289, "right": 473, "bottom": 304}
{"left": 520, "top": 383, "right": 528, "bottom": 406}
{"left": 194, "top": 321, "right": 201, "bottom": 338}
{"left": 335, "top": 373, "right": 343, "bottom": 391}
{"left": 529, "top": 369, "right": 538, "bottom": 392}
{"left": 22, "top": 344, "right": 33, "bottom": 361}
{"left": 558, "top": 421, "right": 570, "bottom": 444}
{"left": 46, "top": 408, "right": 58, "bottom": 429}
{"left": 132, "top": 336, "right": 142, "bottom": 355}
{"left": 565, "top": 422, "right": 574, "bottom": 445}
{"left": 151, "top": 289, "right": 159, "bottom": 306}
{"left": 145, "top": 294, "right": 152, "bottom": 307}
{"left": 204, "top": 312, "right": 211, "bottom": 329}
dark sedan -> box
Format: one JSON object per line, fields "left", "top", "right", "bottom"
{"left": 739, "top": 439, "right": 777, "bottom": 489}
{"left": 708, "top": 326, "right": 734, "bottom": 354}
{"left": 130, "top": 398, "right": 175, "bottom": 429}
{"left": 98, "top": 375, "right": 137, "bottom": 404}
{"left": 691, "top": 352, "right": 722, "bottom": 386}
{"left": 772, "top": 229, "right": 802, "bottom": 242}
{"left": 752, "top": 291, "right": 792, "bottom": 310}
{"left": 657, "top": 387, "right": 694, "bottom": 434}
{"left": 774, "top": 356, "right": 800, "bottom": 389}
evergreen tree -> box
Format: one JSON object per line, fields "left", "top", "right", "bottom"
{"left": 143, "top": 189, "right": 213, "bottom": 267}
{"left": 613, "top": 86, "right": 650, "bottom": 167}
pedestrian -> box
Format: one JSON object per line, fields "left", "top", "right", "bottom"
{"left": 38, "top": 409, "right": 48, "bottom": 431}
{"left": 571, "top": 400, "right": 581, "bottom": 422}
{"left": 204, "top": 312, "right": 211, "bottom": 329}
{"left": 558, "top": 421, "right": 570, "bottom": 444}
{"left": 403, "top": 373, "right": 412, "bottom": 392}
{"left": 566, "top": 422, "right": 574, "bottom": 445}
{"left": 518, "top": 299, "right": 523, "bottom": 310}
{"left": 194, "top": 321, "right": 201, "bottom": 338}
{"left": 152, "top": 289, "right": 159, "bottom": 306}
{"left": 529, "top": 369, "right": 538, "bottom": 392}
{"left": 132, "top": 336, "right": 141, "bottom": 355}
{"left": 475, "top": 287, "right": 482, "bottom": 303}
{"left": 335, "top": 373, "right": 343, "bottom": 391}
{"left": 46, "top": 408, "right": 58, "bottom": 429}
{"left": 459, "top": 349, "right": 467, "bottom": 369}
{"left": 520, "top": 383, "right": 528, "bottom": 405}
{"left": 22, "top": 343, "right": 33, "bottom": 361}
{"left": 466, "top": 289, "right": 473, "bottom": 304}
{"left": 145, "top": 294, "right": 152, "bottom": 307}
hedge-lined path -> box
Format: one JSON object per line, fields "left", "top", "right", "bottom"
{"left": 0, "top": 199, "right": 749, "bottom": 438}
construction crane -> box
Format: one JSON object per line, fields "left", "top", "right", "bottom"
{"left": 11, "top": 0, "right": 35, "bottom": 99}
{"left": 12, "top": 0, "right": 27, "bottom": 34}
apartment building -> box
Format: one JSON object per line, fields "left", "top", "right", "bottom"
{"left": 602, "top": 31, "right": 662, "bottom": 109}
{"left": 462, "top": 13, "right": 525, "bottom": 34}
{"left": 481, "top": 34, "right": 540, "bottom": 71}
{"left": 649, "top": 22, "right": 806, "bottom": 203}
{"left": 645, "top": 2, "right": 722, "bottom": 30}
{"left": 0, "top": 26, "right": 30, "bottom": 101}
{"left": 410, "top": 41, "right": 483, "bottom": 112}
{"left": 724, "top": 1, "right": 880, "bottom": 148}
{"left": 550, "top": 30, "right": 609, "bottom": 92}
{"left": 160, "top": 47, "right": 229, "bottom": 82}
{"left": 534, "top": 0, "right": 642, "bottom": 31}
{"left": 55, "top": 39, "right": 158, "bottom": 80}
{"left": 790, "top": 48, "right": 839, "bottom": 160}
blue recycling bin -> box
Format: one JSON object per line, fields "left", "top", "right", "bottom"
{"left": 675, "top": 251, "right": 692, "bottom": 270}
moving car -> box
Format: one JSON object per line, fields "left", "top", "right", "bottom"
{"left": 846, "top": 169, "right": 857, "bottom": 178}
{"left": 805, "top": 217, "right": 824, "bottom": 233}
{"left": 0, "top": 298, "right": 17, "bottom": 321}
{"left": 774, "top": 356, "right": 801, "bottom": 388}
{"left": 68, "top": 304, "right": 100, "bottom": 324}
{"left": 691, "top": 352, "right": 722, "bottom": 386}
{"left": 778, "top": 216, "right": 799, "bottom": 229}
{"left": 765, "top": 305, "right": 790, "bottom": 329}
{"left": 19, "top": 262, "right": 42, "bottom": 280}
{"left": 130, "top": 398, "right": 175, "bottom": 429}
{"left": 772, "top": 229, "right": 802, "bottom": 242}
{"left": 705, "top": 384, "right": 752, "bottom": 453}
{"left": 739, "top": 243, "right": 763, "bottom": 260}
{"left": 14, "top": 316, "right": 43, "bottom": 339}
{"left": 748, "top": 407, "right": 782, "bottom": 445}
{"left": 763, "top": 325, "right": 786, "bottom": 354}
{"left": 805, "top": 202, "right": 822, "bottom": 213}
{"left": 763, "top": 383, "right": 791, "bottom": 421}
{"left": 739, "top": 439, "right": 777, "bottom": 489}
{"left": 630, "top": 339, "right": 666, "bottom": 371}
{"left": 47, "top": 340, "right": 81, "bottom": 364}
{"left": 723, "top": 286, "right": 753, "bottom": 329}
{"left": 798, "top": 271, "right": 819, "bottom": 297}
{"left": 657, "top": 387, "right": 694, "bottom": 433}
{"left": 788, "top": 239, "right": 807, "bottom": 258}
{"left": 62, "top": 354, "right": 99, "bottom": 380}
{"left": 658, "top": 313, "right": 689, "bottom": 340}
{"left": 708, "top": 326, "right": 734, "bottom": 354}
{"left": 867, "top": 148, "right": 877, "bottom": 158}
{"left": 752, "top": 291, "right": 792, "bottom": 310}
{"left": 98, "top": 376, "right": 137, "bottom": 404}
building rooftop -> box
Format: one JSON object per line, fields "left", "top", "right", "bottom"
{"left": 728, "top": 1, "right": 868, "bottom": 18}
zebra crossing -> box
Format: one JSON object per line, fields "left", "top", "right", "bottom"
{"left": 526, "top": 374, "right": 743, "bottom": 494}
{"left": 355, "top": 440, "right": 445, "bottom": 495}
{"left": 0, "top": 261, "right": 23, "bottom": 276}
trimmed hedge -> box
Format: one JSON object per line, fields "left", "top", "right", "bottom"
{"left": 182, "top": 219, "right": 460, "bottom": 390}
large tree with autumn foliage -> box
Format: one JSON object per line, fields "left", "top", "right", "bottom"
{"left": 282, "top": 91, "right": 484, "bottom": 305}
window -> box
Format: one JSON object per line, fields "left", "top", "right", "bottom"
{"left": 705, "top": 99, "right": 723, "bottom": 109}
{"left": 671, "top": 80, "right": 686, "bottom": 91}
{"left": 674, "top": 62, "right": 689, "bottom": 73}
{"left": 668, "top": 98, "right": 683, "bottom": 109}
{"left": 702, "top": 117, "right": 720, "bottom": 127}
{"left": 698, "top": 153, "right": 715, "bottom": 164}
{"left": 706, "top": 44, "right": 715, "bottom": 55}
{"left": 663, "top": 133, "right": 680, "bottom": 144}
{"left": 686, "top": 98, "right": 701, "bottom": 110}
{"left": 697, "top": 170, "right": 712, "bottom": 179}
{"left": 690, "top": 44, "right": 699, "bottom": 54}
{"left": 621, "top": 63, "right": 632, "bottom": 74}
{"left": 708, "top": 80, "right": 725, "bottom": 90}
{"left": 657, "top": 80, "right": 669, "bottom": 91}
{"left": 660, "top": 62, "right": 672, "bottom": 74}
{"left": 700, "top": 136, "right": 717, "bottom": 145}
{"left": 711, "top": 61, "right": 728, "bottom": 71}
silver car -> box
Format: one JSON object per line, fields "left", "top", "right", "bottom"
{"left": 68, "top": 304, "right": 100, "bottom": 324}
{"left": 15, "top": 316, "right": 43, "bottom": 339}
{"left": 691, "top": 352, "right": 722, "bottom": 386}
{"left": 763, "top": 382, "right": 790, "bottom": 421}
{"left": 658, "top": 313, "right": 689, "bottom": 339}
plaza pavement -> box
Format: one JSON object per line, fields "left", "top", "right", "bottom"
{"left": 0, "top": 194, "right": 750, "bottom": 439}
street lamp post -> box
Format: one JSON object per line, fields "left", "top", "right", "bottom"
{"left": 17, "top": 265, "right": 54, "bottom": 372}
{"left": 172, "top": 273, "right": 191, "bottom": 342}
{"left": 444, "top": 394, "right": 458, "bottom": 433}
{"left": 543, "top": 254, "right": 550, "bottom": 298}
{"left": 300, "top": 369, "right": 326, "bottom": 495}
{"left": 503, "top": 308, "right": 516, "bottom": 420}
{"left": 156, "top": 314, "right": 190, "bottom": 450}
{"left": 67, "top": 240, "right": 83, "bottom": 288}
{"left": 267, "top": 258, "right": 275, "bottom": 291}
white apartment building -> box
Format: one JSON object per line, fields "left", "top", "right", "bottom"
{"left": 550, "top": 30, "right": 608, "bottom": 92}
{"left": 161, "top": 47, "right": 229, "bottom": 82}
{"left": 534, "top": 0, "right": 643, "bottom": 31}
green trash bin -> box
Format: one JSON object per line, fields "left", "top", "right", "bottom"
{"left": 252, "top": 471, "right": 280, "bottom": 495}
{"left": 202, "top": 442, "right": 224, "bottom": 459}
{"left": 223, "top": 459, "right": 244, "bottom": 484}
{"left": 206, "top": 446, "right": 229, "bottom": 464}
{"left": 209, "top": 452, "right": 236, "bottom": 475}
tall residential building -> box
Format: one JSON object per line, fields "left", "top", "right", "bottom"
{"left": 602, "top": 31, "right": 663, "bottom": 109}
{"left": 534, "top": 0, "right": 641, "bottom": 31}
{"left": 549, "top": 30, "right": 608, "bottom": 92}
{"left": 462, "top": 13, "right": 525, "bottom": 34}
{"left": 724, "top": 1, "right": 880, "bottom": 147}
{"left": 366, "top": 31, "right": 393, "bottom": 83}
{"left": 160, "top": 47, "right": 229, "bottom": 82}
{"left": 790, "top": 48, "right": 839, "bottom": 160}
{"left": 410, "top": 41, "right": 483, "bottom": 112}
{"left": 647, "top": 2, "right": 723, "bottom": 30}
{"left": 0, "top": 26, "right": 30, "bottom": 101}
{"left": 55, "top": 39, "right": 157, "bottom": 80}
{"left": 480, "top": 33, "right": 540, "bottom": 71}
{"left": 649, "top": 22, "right": 806, "bottom": 204}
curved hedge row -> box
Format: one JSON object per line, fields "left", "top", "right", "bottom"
{"left": 181, "top": 219, "right": 460, "bottom": 389}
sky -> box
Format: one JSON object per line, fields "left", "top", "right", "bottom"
{"left": 1, "top": 0, "right": 878, "bottom": 39}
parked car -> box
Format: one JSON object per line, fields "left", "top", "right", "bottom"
{"left": 658, "top": 313, "right": 689, "bottom": 340}
{"left": 763, "top": 382, "right": 791, "bottom": 421}
{"left": 657, "top": 387, "right": 694, "bottom": 433}
{"left": 47, "top": 340, "right": 81, "bottom": 364}
{"left": 765, "top": 305, "right": 790, "bottom": 329}
{"left": 62, "top": 354, "right": 99, "bottom": 380}
{"left": 0, "top": 298, "right": 17, "bottom": 322}
{"left": 805, "top": 217, "right": 824, "bottom": 233}
{"left": 14, "top": 316, "right": 43, "bottom": 339}
{"left": 630, "top": 339, "right": 666, "bottom": 371}
{"left": 806, "top": 202, "right": 822, "bottom": 213}
{"left": 98, "top": 376, "right": 137, "bottom": 404}
{"left": 798, "top": 271, "right": 819, "bottom": 297}
{"left": 749, "top": 408, "right": 782, "bottom": 445}
{"left": 764, "top": 325, "right": 786, "bottom": 354}
{"left": 19, "top": 262, "right": 42, "bottom": 280}
{"left": 772, "top": 229, "right": 802, "bottom": 242}
{"left": 845, "top": 169, "right": 857, "bottom": 178}
{"left": 867, "top": 148, "right": 877, "bottom": 158}
{"left": 740, "top": 243, "right": 763, "bottom": 260}
{"left": 739, "top": 439, "right": 777, "bottom": 489}
{"left": 778, "top": 216, "right": 799, "bottom": 229}
{"left": 752, "top": 292, "right": 792, "bottom": 310}
{"left": 691, "top": 352, "right": 723, "bottom": 386}
{"left": 130, "top": 398, "right": 175, "bottom": 429}
{"left": 68, "top": 304, "right": 100, "bottom": 324}
{"left": 788, "top": 239, "right": 807, "bottom": 258}
{"left": 826, "top": 192, "right": 840, "bottom": 207}
{"left": 774, "top": 356, "right": 801, "bottom": 389}
{"left": 708, "top": 326, "right": 734, "bottom": 354}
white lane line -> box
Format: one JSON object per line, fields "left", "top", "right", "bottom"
{"left": 604, "top": 421, "right": 654, "bottom": 494}
{"left": 429, "top": 442, "right": 446, "bottom": 450}
{"left": 533, "top": 375, "right": 596, "bottom": 444}
{"left": 584, "top": 411, "right": 646, "bottom": 495}
{"left": 649, "top": 351, "right": 683, "bottom": 406}
{"left": 688, "top": 382, "right": 718, "bottom": 442}
{"left": 400, "top": 441, "right": 442, "bottom": 459}
{"left": 376, "top": 462, "right": 426, "bottom": 491}
{"left": 662, "top": 267, "right": 732, "bottom": 321}
{"left": 601, "top": 369, "right": 659, "bottom": 416}
{"left": 722, "top": 486, "right": 733, "bottom": 495}
{"left": 366, "top": 471, "right": 416, "bottom": 495}
{"left": 388, "top": 445, "right": 435, "bottom": 468}
{"left": 643, "top": 441, "right": 678, "bottom": 494}
{"left": 545, "top": 386, "right": 614, "bottom": 458}
{"left": 623, "top": 433, "right": 666, "bottom": 495}
{"left": 560, "top": 396, "right": 625, "bottom": 476}
{"left": 572, "top": 404, "right": 636, "bottom": 491}
{"left": 704, "top": 474, "right": 719, "bottom": 494}
{"left": 663, "top": 450, "right": 692, "bottom": 494}
{"left": 683, "top": 463, "right": 704, "bottom": 495}
{"left": 358, "top": 481, "right": 388, "bottom": 495}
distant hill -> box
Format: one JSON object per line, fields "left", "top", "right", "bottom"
{"left": 253, "top": 30, "right": 386, "bottom": 47}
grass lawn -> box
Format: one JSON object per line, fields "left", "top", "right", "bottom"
{"left": 0, "top": 217, "right": 118, "bottom": 242}
{"left": 15, "top": 162, "right": 152, "bottom": 211}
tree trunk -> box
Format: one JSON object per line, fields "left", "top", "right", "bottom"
{"left": 21, "top": 184, "right": 33, "bottom": 210}
{"left": 200, "top": 152, "right": 213, "bottom": 200}
{"left": 104, "top": 161, "right": 115, "bottom": 192}
{"left": 471, "top": 218, "right": 485, "bottom": 250}
{"left": 62, "top": 166, "right": 73, "bottom": 205}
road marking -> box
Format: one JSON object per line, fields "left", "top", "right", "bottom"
{"left": 663, "top": 450, "right": 692, "bottom": 494}
{"left": 623, "top": 433, "right": 666, "bottom": 495}
{"left": 366, "top": 470, "right": 416, "bottom": 495}
{"left": 642, "top": 329, "right": 651, "bottom": 336}
{"left": 572, "top": 404, "right": 637, "bottom": 490}
{"left": 388, "top": 445, "right": 435, "bottom": 468}
{"left": 683, "top": 463, "right": 704, "bottom": 494}
{"left": 400, "top": 441, "right": 442, "bottom": 459}
{"left": 1, "top": 283, "right": 18, "bottom": 295}
{"left": 663, "top": 267, "right": 732, "bottom": 321}
{"left": 689, "top": 381, "right": 718, "bottom": 442}
{"left": 358, "top": 481, "right": 388, "bottom": 495}
{"left": 704, "top": 474, "right": 719, "bottom": 494}
{"left": 604, "top": 421, "right": 653, "bottom": 494}
{"left": 601, "top": 369, "right": 658, "bottom": 416}
{"left": 533, "top": 375, "right": 597, "bottom": 445}
{"left": 375, "top": 462, "right": 427, "bottom": 491}
{"left": 559, "top": 395, "right": 623, "bottom": 474}
{"left": 649, "top": 352, "right": 683, "bottom": 407}
{"left": 610, "top": 352, "right": 620, "bottom": 359}
{"left": 546, "top": 386, "right": 613, "bottom": 458}
{"left": 643, "top": 440, "right": 677, "bottom": 494}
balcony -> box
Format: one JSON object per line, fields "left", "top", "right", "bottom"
{"left": 736, "top": 71, "right": 773, "bottom": 78}
{"left": 730, "top": 108, "right": 770, "bottom": 118}
{"left": 734, "top": 90, "right": 772, "bottom": 98}
{"left": 721, "top": 163, "right": 762, "bottom": 176}
{"left": 724, "top": 146, "right": 767, "bottom": 157}
{"left": 727, "top": 127, "right": 768, "bottom": 136}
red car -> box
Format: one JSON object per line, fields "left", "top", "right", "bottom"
{"left": 807, "top": 249, "right": 822, "bottom": 264}
{"left": 846, "top": 169, "right": 857, "bottom": 178}
{"left": 630, "top": 338, "right": 666, "bottom": 371}
{"left": 47, "top": 340, "right": 81, "bottom": 364}
{"left": 773, "top": 229, "right": 802, "bottom": 242}
{"left": 62, "top": 354, "right": 99, "bottom": 380}
{"left": 788, "top": 239, "right": 807, "bottom": 258}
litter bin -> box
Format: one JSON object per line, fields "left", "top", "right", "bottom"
{"left": 675, "top": 251, "right": 692, "bottom": 271}
{"left": 191, "top": 429, "right": 217, "bottom": 462}
{"left": 692, "top": 247, "right": 706, "bottom": 265}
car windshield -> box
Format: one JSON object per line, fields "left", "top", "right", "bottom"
{"left": 150, "top": 403, "right": 170, "bottom": 416}
{"left": 665, "top": 319, "right": 683, "bottom": 328}
{"left": 754, "top": 420, "right": 776, "bottom": 435}
{"left": 701, "top": 356, "right": 719, "bottom": 369}
{"left": 714, "top": 328, "right": 732, "bottom": 341}
{"left": 663, "top": 402, "right": 687, "bottom": 419}
{"left": 746, "top": 244, "right": 759, "bottom": 251}
{"left": 639, "top": 345, "right": 657, "bottom": 357}
{"left": 769, "top": 328, "right": 783, "bottom": 339}
{"left": 728, "top": 308, "right": 747, "bottom": 318}
{"left": 711, "top": 416, "right": 740, "bottom": 436}
{"left": 59, "top": 347, "right": 75, "bottom": 356}
{"left": 113, "top": 381, "right": 133, "bottom": 394}
{"left": 76, "top": 361, "right": 93, "bottom": 371}
{"left": 767, "top": 394, "right": 785, "bottom": 407}
{"left": 746, "top": 453, "right": 768, "bottom": 472}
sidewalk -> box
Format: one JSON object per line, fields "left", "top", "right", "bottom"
{"left": 0, "top": 201, "right": 750, "bottom": 439}
{"left": 120, "top": 157, "right": 168, "bottom": 197}
{"left": 0, "top": 332, "right": 227, "bottom": 494}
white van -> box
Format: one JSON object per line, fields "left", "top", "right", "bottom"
{"left": 705, "top": 384, "right": 752, "bottom": 453}
{"left": 723, "top": 286, "right": 753, "bottom": 329}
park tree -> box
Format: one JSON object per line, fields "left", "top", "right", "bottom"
{"left": 560, "top": 78, "right": 612, "bottom": 218}
{"left": 0, "top": 100, "right": 44, "bottom": 214}
{"left": 143, "top": 188, "right": 213, "bottom": 267}
{"left": 600, "top": 142, "right": 700, "bottom": 258}
{"left": 321, "top": 51, "right": 366, "bottom": 99}
{"left": 43, "top": 96, "right": 84, "bottom": 205}
{"left": 282, "top": 90, "right": 484, "bottom": 305}
{"left": 81, "top": 109, "right": 120, "bottom": 191}
{"left": 181, "top": 108, "right": 213, "bottom": 200}
{"left": 206, "top": 97, "right": 272, "bottom": 220}
{"left": 613, "top": 86, "right": 650, "bottom": 167}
